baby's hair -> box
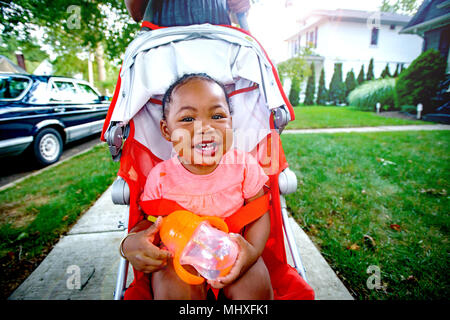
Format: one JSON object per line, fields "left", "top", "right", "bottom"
{"left": 162, "top": 73, "right": 232, "bottom": 120}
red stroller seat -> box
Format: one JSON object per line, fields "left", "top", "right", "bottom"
{"left": 101, "top": 23, "right": 314, "bottom": 300}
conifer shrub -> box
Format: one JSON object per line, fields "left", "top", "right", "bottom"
{"left": 304, "top": 63, "right": 316, "bottom": 105}
{"left": 288, "top": 77, "right": 301, "bottom": 106}
{"left": 395, "top": 49, "right": 447, "bottom": 113}
{"left": 329, "top": 63, "right": 346, "bottom": 105}
{"left": 316, "top": 68, "right": 328, "bottom": 105}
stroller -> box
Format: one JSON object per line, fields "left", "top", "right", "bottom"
{"left": 101, "top": 22, "right": 314, "bottom": 300}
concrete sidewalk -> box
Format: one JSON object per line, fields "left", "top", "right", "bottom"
{"left": 8, "top": 186, "right": 353, "bottom": 300}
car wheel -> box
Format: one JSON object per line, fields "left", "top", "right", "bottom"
{"left": 33, "top": 128, "right": 63, "bottom": 166}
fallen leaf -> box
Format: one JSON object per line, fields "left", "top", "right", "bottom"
{"left": 62, "top": 215, "right": 69, "bottom": 221}
{"left": 326, "top": 218, "right": 334, "bottom": 227}
{"left": 308, "top": 224, "right": 319, "bottom": 235}
{"left": 347, "top": 243, "right": 360, "bottom": 251}
{"left": 390, "top": 224, "right": 401, "bottom": 231}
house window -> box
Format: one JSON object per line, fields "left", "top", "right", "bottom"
{"left": 306, "top": 28, "right": 318, "bottom": 48}
{"left": 371, "top": 27, "right": 379, "bottom": 46}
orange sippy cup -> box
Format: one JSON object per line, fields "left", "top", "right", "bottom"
{"left": 158, "top": 210, "right": 239, "bottom": 285}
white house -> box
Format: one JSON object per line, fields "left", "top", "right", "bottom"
{"left": 285, "top": 9, "right": 424, "bottom": 92}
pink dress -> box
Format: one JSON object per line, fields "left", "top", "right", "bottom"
{"left": 141, "top": 148, "right": 268, "bottom": 218}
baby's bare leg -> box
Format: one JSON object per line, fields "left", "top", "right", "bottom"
{"left": 152, "top": 260, "right": 207, "bottom": 300}
{"left": 223, "top": 257, "right": 273, "bottom": 300}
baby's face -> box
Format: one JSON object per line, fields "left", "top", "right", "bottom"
{"left": 161, "top": 78, "right": 233, "bottom": 174}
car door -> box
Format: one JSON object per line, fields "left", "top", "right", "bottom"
{"left": 49, "top": 78, "right": 108, "bottom": 142}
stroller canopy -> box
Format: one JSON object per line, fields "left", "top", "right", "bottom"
{"left": 104, "top": 24, "right": 292, "bottom": 161}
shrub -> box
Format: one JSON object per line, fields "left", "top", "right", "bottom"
{"left": 304, "top": 63, "right": 316, "bottom": 105}
{"left": 395, "top": 49, "right": 447, "bottom": 113}
{"left": 380, "top": 63, "right": 391, "bottom": 78}
{"left": 316, "top": 68, "right": 328, "bottom": 105}
{"left": 348, "top": 78, "right": 396, "bottom": 111}
{"left": 288, "top": 77, "right": 301, "bottom": 106}
{"left": 329, "top": 63, "right": 346, "bottom": 105}
{"left": 400, "top": 105, "right": 417, "bottom": 114}
{"left": 367, "top": 58, "right": 375, "bottom": 81}
{"left": 357, "top": 65, "right": 365, "bottom": 85}
{"left": 345, "top": 69, "right": 357, "bottom": 99}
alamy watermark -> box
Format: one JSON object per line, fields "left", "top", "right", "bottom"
{"left": 66, "top": 265, "right": 81, "bottom": 290}
{"left": 67, "top": 5, "right": 81, "bottom": 30}
{"left": 366, "top": 265, "right": 382, "bottom": 290}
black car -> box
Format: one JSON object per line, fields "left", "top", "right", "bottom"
{"left": 0, "top": 73, "right": 110, "bottom": 166}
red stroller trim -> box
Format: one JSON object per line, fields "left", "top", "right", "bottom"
{"left": 103, "top": 23, "right": 312, "bottom": 300}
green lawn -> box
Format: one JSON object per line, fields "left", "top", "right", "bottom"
{"left": 286, "top": 106, "right": 428, "bottom": 129}
{"left": 282, "top": 130, "right": 449, "bottom": 300}
{"left": 0, "top": 143, "right": 119, "bottom": 298}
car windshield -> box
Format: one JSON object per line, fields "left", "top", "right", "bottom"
{"left": 77, "top": 83, "right": 100, "bottom": 103}
{"left": 0, "top": 75, "right": 31, "bottom": 100}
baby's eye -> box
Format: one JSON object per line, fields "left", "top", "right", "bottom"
{"left": 180, "top": 116, "right": 194, "bottom": 122}
{"left": 212, "top": 114, "right": 226, "bottom": 120}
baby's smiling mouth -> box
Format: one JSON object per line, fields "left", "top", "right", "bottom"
{"left": 194, "top": 140, "right": 217, "bottom": 152}
{"left": 192, "top": 137, "right": 220, "bottom": 157}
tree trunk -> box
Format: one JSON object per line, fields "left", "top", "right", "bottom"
{"left": 95, "top": 43, "right": 106, "bottom": 93}
{"left": 88, "top": 52, "right": 94, "bottom": 86}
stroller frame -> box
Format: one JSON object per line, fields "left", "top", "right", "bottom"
{"left": 101, "top": 24, "right": 310, "bottom": 300}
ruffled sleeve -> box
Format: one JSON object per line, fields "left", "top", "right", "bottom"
{"left": 242, "top": 152, "right": 269, "bottom": 199}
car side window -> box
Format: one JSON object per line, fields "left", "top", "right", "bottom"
{"left": 0, "top": 76, "right": 31, "bottom": 100}
{"left": 51, "top": 80, "right": 77, "bottom": 102}
{"left": 76, "top": 83, "right": 100, "bottom": 103}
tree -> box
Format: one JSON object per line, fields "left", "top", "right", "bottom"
{"left": 1, "top": 1, "right": 139, "bottom": 92}
{"left": 328, "top": 63, "right": 346, "bottom": 105}
{"left": 367, "top": 58, "right": 375, "bottom": 81}
{"left": 316, "top": 68, "right": 327, "bottom": 105}
{"left": 380, "top": 0, "right": 421, "bottom": 15}
{"left": 277, "top": 48, "right": 312, "bottom": 87}
{"left": 344, "top": 69, "right": 357, "bottom": 99}
{"left": 303, "top": 63, "right": 316, "bottom": 105}
{"left": 380, "top": 63, "right": 391, "bottom": 78}
{"left": 278, "top": 48, "right": 312, "bottom": 107}
{"left": 357, "top": 65, "right": 365, "bottom": 85}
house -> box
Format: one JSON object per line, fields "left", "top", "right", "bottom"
{"left": 400, "top": 0, "right": 450, "bottom": 73}
{"left": 285, "top": 9, "right": 423, "bottom": 92}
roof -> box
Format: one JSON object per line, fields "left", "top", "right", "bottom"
{"left": 0, "top": 55, "right": 28, "bottom": 74}
{"left": 401, "top": 0, "right": 450, "bottom": 35}
{"left": 297, "top": 8, "right": 412, "bottom": 26}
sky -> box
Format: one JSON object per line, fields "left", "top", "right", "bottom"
{"left": 247, "top": 0, "right": 384, "bottom": 62}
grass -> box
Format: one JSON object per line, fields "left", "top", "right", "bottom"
{"left": 285, "top": 106, "right": 427, "bottom": 129}
{"left": 281, "top": 131, "right": 449, "bottom": 299}
{"left": 0, "top": 143, "right": 119, "bottom": 298}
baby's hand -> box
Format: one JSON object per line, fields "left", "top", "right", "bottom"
{"left": 122, "top": 217, "right": 172, "bottom": 273}
{"left": 208, "top": 233, "right": 258, "bottom": 289}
